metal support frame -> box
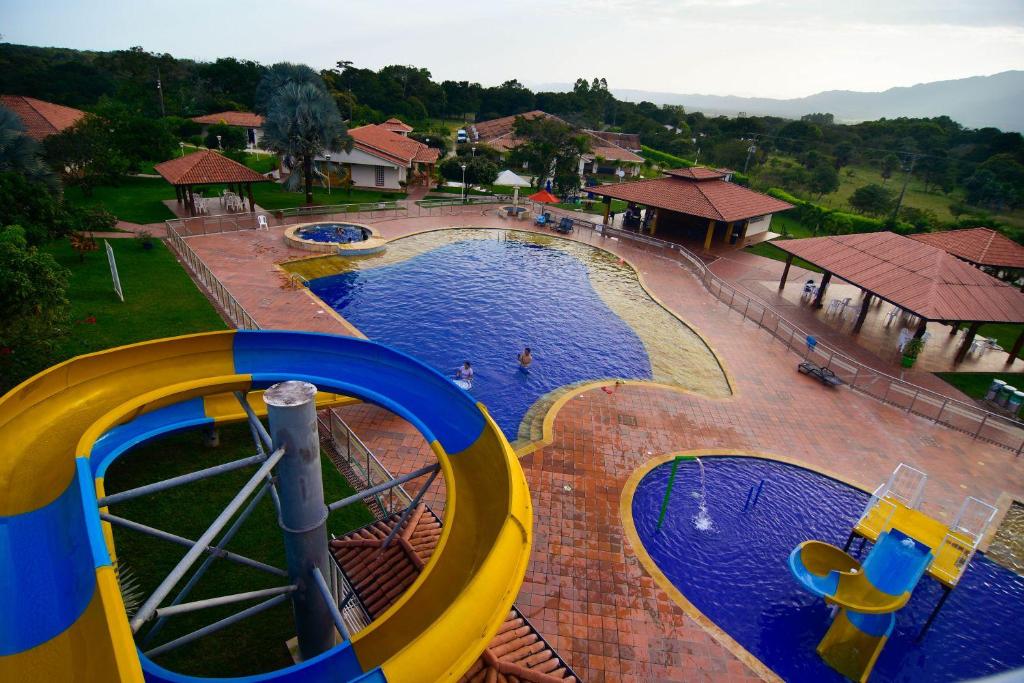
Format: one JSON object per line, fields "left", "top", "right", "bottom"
{"left": 101, "top": 512, "right": 286, "bottom": 578}
{"left": 327, "top": 463, "right": 439, "bottom": 512}
{"left": 141, "top": 482, "right": 274, "bottom": 645}
{"left": 918, "top": 585, "right": 952, "bottom": 639}
{"left": 144, "top": 594, "right": 291, "bottom": 659}
{"left": 312, "top": 566, "right": 351, "bottom": 641}
{"left": 235, "top": 391, "right": 273, "bottom": 451}
{"left": 155, "top": 585, "right": 297, "bottom": 618}
{"left": 128, "top": 446, "right": 286, "bottom": 631}
{"left": 97, "top": 454, "right": 266, "bottom": 507}
{"left": 380, "top": 466, "right": 440, "bottom": 551}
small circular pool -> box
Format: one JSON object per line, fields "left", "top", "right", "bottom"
{"left": 629, "top": 456, "right": 1024, "bottom": 682}
{"left": 296, "top": 223, "right": 371, "bottom": 244}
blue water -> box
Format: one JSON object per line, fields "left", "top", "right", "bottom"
{"left": 633, "top": 457, "right": 1024, "bottom": 682}
{"left": 308, "top": 236, "right": 653, "bottom": 438}
{"left": 297, "top": 223, "right": 368, "bottom": 244}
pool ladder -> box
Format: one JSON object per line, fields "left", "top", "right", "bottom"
{"left": 743, "top": 480, "right": 766, "bottom": 511}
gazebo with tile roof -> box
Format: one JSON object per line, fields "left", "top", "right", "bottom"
{"left": 589, "top": 167, "right": 794, "bottom": 249}
{"left": 154, "top": 149, "right": 270, "bottom": 216}
{"left": 910, "top": 227, "right": 1024, "bottom": 281}
{"left": 772, "top": 231, "right": 1024, "bottom": 362}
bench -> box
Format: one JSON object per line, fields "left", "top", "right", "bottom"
{"left": 798, "top": 361, "right": 843, "bottom": 387}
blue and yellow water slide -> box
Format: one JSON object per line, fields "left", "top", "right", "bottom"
{"left": 789, "top": 529, "right": 933, "bottom": 682}
{"left": 0, "top": 330, "right": 532, "bottom": 682}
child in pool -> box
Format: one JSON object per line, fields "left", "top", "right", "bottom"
{"left": 517, "top": 347, "right": 533, "bottom": 370}
{"left": 455, "top": 361, "right": 474, "bottom": 381}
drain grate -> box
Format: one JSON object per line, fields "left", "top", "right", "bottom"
{"left": 919, "top": 435, "right": 939, "bottom": 448}
{"left": 617, "top": 414, "right": 638, "bottom": 426}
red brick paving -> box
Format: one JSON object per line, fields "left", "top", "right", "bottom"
{"left": 177, "top": 212, "right": 1024, "bottom": 682}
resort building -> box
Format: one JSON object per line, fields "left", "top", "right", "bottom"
{"left": 589, "top": 166, "right": 793, "bottom": 247}
{"left": 316, "top": 120, "right": 439, "bottom": 191}
{"left": 470, "top": 110, "right": 645, "bottom": 178}
{"left": 191, "top": 111, "right": 266, "bottom": 149}
{"left": 0, "top": 94, "right": 85, "bottom": 140}
{"left": 379, "top": 117, "right": 413, "bottom": 136}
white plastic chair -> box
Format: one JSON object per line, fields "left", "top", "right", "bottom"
{"left": 257, "top": 215, "right": 269, "bottom": 231}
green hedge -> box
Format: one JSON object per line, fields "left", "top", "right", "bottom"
{"left": 765, "top": 187, "right": 913, "bottom": 235}
{"left": 640, "top": 146, "right": 693, "bottom": 169}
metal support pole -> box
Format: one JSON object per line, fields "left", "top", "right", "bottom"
{"left": 327, "top": 463, "right": 439, "bottom": 512}
{"left": 918, "top": 585, "right": 952, "bottom": 639}
{"left": 312, "top": 566, "right": 351, "bottom": 641}
{"left": 145, "top": 594, "right": 291, "bottom": 659}
{"left": 97, "top": 454, "right": 266, "bottom": 507}
{"left": 101, "top": 512, "right": 286, "bottom": 578}
{"left": 127, "top": 446, "right": 286, "bottom": 631}
{"left": 264, "top": 381, "right": 334, "bottom": 661}
{"left": 235, "top": 391, "right": 273, "bottom": 451}
{"left": 155, "top": 585, "right": 297, "bottom": 618}
{"left": 380, "top": 467, "right": 440, "bottom": 551}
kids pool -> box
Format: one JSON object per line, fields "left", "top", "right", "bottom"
{"left": 295, "top": 223, "right": 371, "bottom": 244}
{"left": 631, "top": 457, "right": 1024, "bottom": 682}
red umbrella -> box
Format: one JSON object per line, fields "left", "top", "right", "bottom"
{"left": 527, "top": 189, "right": 559, "bottom": 204}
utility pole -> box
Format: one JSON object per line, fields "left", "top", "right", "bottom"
{"left": 156, "top": 66, "right": 166, "bottom": 117}
{"left": 890, "top": 153, "right": 917, "bottom": 223}
{"left": 743, "top": 143, "right": 757, "bottom": 174}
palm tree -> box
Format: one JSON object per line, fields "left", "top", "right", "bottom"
{"left": 260, "top": 82, "right": 350, "bottom": 205}
{"left": 0, "top": 106, "right": 56, "bottom": 188}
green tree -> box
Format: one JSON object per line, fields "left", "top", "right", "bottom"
{"left": 260, "top": 81, "right": 349, "bottom": 205}
{"left": 880, "top": 154, "right": 900, "bottom": 182}
{"left": 849, "top": 183, "right": 894, "bottom": 216}
{"left": 465, "top": 157, "right": 498, "bottom": 186}
{"left": 833, "top": 142, "right": 855, "bottom": 170}
{"left": 203, "top": 123, "right": 247, "bottom": 151}
{"left": 0, "top": 172, "right": 72, "bottom": 245}
{"left": 0, "top": 225, "right": 70, "bottom": 393}
{"left": 808, "top": 165, "right": 840, "bottom": 199}
{"left": 44, "top": 114, "right": 129, "bottom": 195}
{"left": 254, "top": 62, "right": 325, "bottom": 114}
{"left": 511, "top": 116, "right": 590, "bottom": 195}
{"left": 0, "top": 105, "right": 56, "bottom": 187}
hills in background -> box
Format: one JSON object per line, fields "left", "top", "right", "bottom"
{"left": 602, "top": 71, "right": 1024, "bottom": 132}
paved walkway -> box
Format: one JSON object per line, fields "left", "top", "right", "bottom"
{"left": 176, "top": 212, "right": 1024, "bottom": 682}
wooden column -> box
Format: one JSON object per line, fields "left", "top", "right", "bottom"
{"left": 913, "top": 317, "right": 928, "bottom": 339}
{"left": 602, "top": 197, "right": 611, "bottom": 225}
{"left": 813, "top": 271, "right": 832, "bottom": 308}
{"left": 853, "top": 292, "right": 874, "bottom": 333}
{"left": 1007, "top": 328, "right": 1024, "bottom": 364}
{"left": 703, "top": 219, "right": 715, "bottom": 252}
{"left": 949, "top": 321, "right": 960, "bottom": 335}
{"left": 186, "top": 185, "right": 196, "bottom": 216}
{"left": 724, "top": 221, "right": 734, "bottom": 244}
{"left": 175, "top": 185, "right": 183, "bottom": 204}
{"left": 955, "top": 322, "right": 982, "bottom": 364}
{"left": 650, "top": 208, "right": 659, "bottom": 236}
{"left": 247, "top": 183, "right": 256, "bottom": 212}
{"left": 779, "top": 254, "right": 794, "bottom": 290}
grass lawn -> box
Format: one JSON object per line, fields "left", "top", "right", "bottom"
{"left": 106, "top": 422, "right": 376, "bottom": 676}
{"left": 977, "top": 323, "right": 1024, "bottom": 351}
{"left": 250, "top": 184, "right": 406, "bottom": 210}
{"left": 43, "top": 239, "right": 226, "bottom": 362}
{"left": 744, "top": 241, "right": 823, "bottom": 273}
{"left": 742, "top": 213, "right": 823, "bottom": 271}
{"left": 934, "top": 372, "right": 1024, "bottom": 400}
{"left": 64, "top": 176, "right": 177, "bottom": 224}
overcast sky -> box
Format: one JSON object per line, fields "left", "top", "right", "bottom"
{"left": 3, "top": 0, "right": 1023, "bottom": 98}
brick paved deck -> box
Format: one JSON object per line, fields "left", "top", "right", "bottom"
{"left": 175, "top": 212, "right": 1024, "bottom": 682}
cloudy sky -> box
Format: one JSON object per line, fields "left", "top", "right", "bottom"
{"left": 3, "top": 0, "right": 1023, "bottom": 98}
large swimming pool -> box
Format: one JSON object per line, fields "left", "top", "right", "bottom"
{"left": 631, "top": 457, "right": 1024, "bottom": 682}
{"left": 308, "top": 233, "right": 656, "bottom": 438}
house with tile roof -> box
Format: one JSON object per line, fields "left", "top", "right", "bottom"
{"left": 191, "top": 111, "right": 266, "bottom": 149}
{"left": 380, "top": 117, "right": 413, "bottom": 136}
{"left": 589, "top": 166, "right": 793, "bottom": 249}
{"left": 0, "top": 95, "right": 85, "bottom": 141}
{"left": 315, "top": 121, "right": 439, "bottom": 191}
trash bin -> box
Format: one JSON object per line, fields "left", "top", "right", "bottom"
{"left": 1010, "top": 391, "right": 1024, "bottom": 413}
{"left": 998, "top": 384, "right": 1016, "bottom": 407}
{"left": 986, "top": 379, "right": 1007, "bottom": 401}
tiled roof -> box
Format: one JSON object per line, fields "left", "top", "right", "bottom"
{"left": 0, "top": 95, "right": 85, "bottom": 141}
{"left": 585, "top": 132, "right": 643, "bottom": 164}
{"left": 665, "top": 166, "right": 726, "bottom": 180}
{"left": 584, "top": 129, "right": 641, "bottom": 151}
{"left": 191, "top": 111, "right": 265, "bottom": 128}
{"left": 348, "top": 124, "right": 439, "bottom": 166}
{"left": 331, "top": 506, "right": 576, "bottom": 682}
{"left": 381, "top": 117, "right": 413, "bottom": 133}
{"left": 154, "top": 149, "right": 269, "bottom": 185}
{"left": 470, "top": 110, "right": 565, "bottom": 142}
{"left": 910, "top": 227, "right": 1024, "bottom": 270}
{"left": 590, "top": 173, "right": 793, "bottom": 222}
{"left": 773, "top": 232, "right": 1024, "bottom": 323}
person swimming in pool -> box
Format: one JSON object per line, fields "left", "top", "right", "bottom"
{"left": 517, "top": 347, "right": 533, "bottom": 370}
{"left": 455, "top": 361, "right": 474, "bottom": 381}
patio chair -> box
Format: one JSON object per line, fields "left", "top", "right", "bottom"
{"left": 257, "top": 215, "right": 269, "bottom": 231}
{"left": 534, "top": 213, "right": 547, "bottom": 226}
{"left": 556, "top": 217, "right": 574, "bottom": 234}
{"left": 497, "top": 207, "right": 507, "bottom": 219}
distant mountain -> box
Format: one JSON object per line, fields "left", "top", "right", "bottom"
{"left": 612, "top": 71, "right": 1024, "bottom": 132}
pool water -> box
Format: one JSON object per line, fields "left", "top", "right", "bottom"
{"left": 297, "top": 223, "right": 369, "bottom": 244}
{"left": 632, "top": 457, "right": 1024, "bottom": 682}
{"left": 308, "top": 236, "right": 653, "bottom": 438}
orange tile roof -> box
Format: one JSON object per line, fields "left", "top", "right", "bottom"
{"left": 585, "top": 131, "right": 643, "bottom": 164}
{"left": 0, "top": 95, "right": 85, "bottom": 141}
{"left": 381, "top": 117, "right": 413, "bottom": 133}
{"left": 665, "top": 166, "right": 727, "bottom": 180}
{"left": 470, "top": 110, "right": 565, "bottom": 142}
{"left": 348, "top": 124, "right": 439, "bottom": 166}
{"left": 909, "top": 227, "right": 1024, "bottom": 270}
{"left": 154, "top": 149, "right": 269, "bottom": 185}
{"left": 772, "top": 232, "right": 1024, "bottom": 323}
{"left": 191, "top": 111, "right": 265, "bottom": 128}
{"left": 590, "top": 172, "right": 792, "bottom": 222}
{"left": 584, "top": 129, "right": 641, "bottom": 151}
{"left": 331, "top": 506, "right": 577, "bottom": 682}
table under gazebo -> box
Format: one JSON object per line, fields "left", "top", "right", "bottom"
{"left": 772, "top": 232, "right": 1024, "bottom": 364}
{"left": 155, "top": 149, "right": 270, "bottom": 217}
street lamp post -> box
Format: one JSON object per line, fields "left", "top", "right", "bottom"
{"left": 472, "top": 145, "right": 477, "bottom": 158}
{"left": 216, "top": 135, "right": 222, "bottom": 151}
{"left": 461, "top": 163, "right": 467, "bottom": 203}
{"left": 179, "top": 141, "right": 185, "bottom": 158}
{"left": 324, "top": 154, "right": 331, "bottom": 196}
